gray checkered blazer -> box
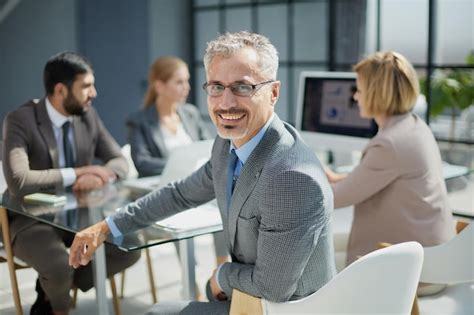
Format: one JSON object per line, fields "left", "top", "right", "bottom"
{"left": 113, "top": 115, "right": 336, "bottom": 303}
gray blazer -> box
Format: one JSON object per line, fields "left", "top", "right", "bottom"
{"left": 113, "top": 115, "right": 336, "bottom": 302}
{"left": 332, "top": 113, "right": 456, "bottom": 264}
{"left": 126, "top": 104, "right": 211, "bottom": 177}
{"left": 2, "top": 98, "right": 128, "bottom": 239}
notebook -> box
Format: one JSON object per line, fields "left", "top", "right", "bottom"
{"left": 23, "top": 193, "right": 67, "bottom": 206}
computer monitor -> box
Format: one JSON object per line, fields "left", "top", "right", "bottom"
{"left": 295, "top": 71, "right": 378, "bottom": 153}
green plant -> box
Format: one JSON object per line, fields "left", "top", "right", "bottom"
{"left": 420, "top": 51, "right": 474, "bottom": 140}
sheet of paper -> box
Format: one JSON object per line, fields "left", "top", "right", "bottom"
{"left": 154, "top": 205, "right": 222, "bottom": 232}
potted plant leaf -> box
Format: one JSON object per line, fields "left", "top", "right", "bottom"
{"left": 420, "top": 51, "right": 474, "bottom": 141}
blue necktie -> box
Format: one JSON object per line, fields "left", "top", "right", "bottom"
{"left": 226, "top": 149, "right": 238, "bottom": 209}
{"left": 62, "top": 121, "right": 74, "bottom": 168}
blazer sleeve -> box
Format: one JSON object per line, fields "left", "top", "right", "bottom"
{"left": 219, "top": 170, "right": 331, "bottom": 302}
{"left": 126, "top": 114, "right": 167, "bottom": 177}
{"left": 111, "top": 159, "right": 216, "bottom": 233}
{"left": 92, "top": 112, "right": 128, "bottom": 179}
{"left": 2, "top": 111, "right": 63, "bottom": 196}
{"left": 331, "top": 137, "right": 400, "bottom": 208}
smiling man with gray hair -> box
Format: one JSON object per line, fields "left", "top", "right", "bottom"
{"left": 69, "top": 31, "right": 336, "bottom": 314}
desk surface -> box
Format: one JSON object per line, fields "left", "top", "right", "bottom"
{"left": 448, "top": 173, "right": 474, "bottom": 218}
{"left": 335, "top": 162, "right": 470, "bottom": 180}
{"left": 1, "top": 183, "right": 222, "bottom": 251}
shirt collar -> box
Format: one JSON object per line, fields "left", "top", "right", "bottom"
{"left": 45, "top": 97, "right": 73, "bottom": 128}
{"left": 229, "top": 113, "right": 274, "bottom": 165}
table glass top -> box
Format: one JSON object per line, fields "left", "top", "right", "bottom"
{"left": 1, "top": 182, "right": 222, "bottom": 251}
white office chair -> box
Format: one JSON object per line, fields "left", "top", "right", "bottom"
{"left": 420, "top": 222, "right": 473, "bottom": 284}
{"left": 230, "top": 242, "right": 424, "bottom": 315}
{"left": 416, "top": 223, "right": 474, "bottom": 315}
{"left": 121, "top": 144, "right": 139, "bottom": 179}
{"left": 333, "top": 229, "right": 349, "bottom": 272}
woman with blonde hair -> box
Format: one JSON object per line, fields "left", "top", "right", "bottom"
{"left": 326, "top": 51, "right": 455, "bottom": 270}
{"left": 127, "top": 56, "right": 210, "bottom": 177}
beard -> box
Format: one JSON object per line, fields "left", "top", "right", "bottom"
{"left": 216, "top": 126, "right": 249, "bottom": 141}
{"left": 213, "top": 109, "right": 249, "bottom": 140}
{"left": 63, "top": 91, "right": 88, "bottom": 116}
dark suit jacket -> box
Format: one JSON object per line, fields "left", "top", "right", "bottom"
{"left": 126, "top": 104, "right": 211, "bottom": 177}
{"left": 2, "top": 98, "right": 128, "bottom": 239}
{"left": 113, "top": 115, "right": 336, "bottom": 303}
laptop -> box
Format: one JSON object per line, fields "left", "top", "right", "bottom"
{"left": 123, "top": 139, "right": 214, "bottom": 195}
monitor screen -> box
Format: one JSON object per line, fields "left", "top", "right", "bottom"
{"left": 296, "top": 71, "right": 378, "bottom": 138}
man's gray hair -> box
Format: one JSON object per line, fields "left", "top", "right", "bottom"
{"left": 204, "top": 31, "right": 279, "bottom": 80}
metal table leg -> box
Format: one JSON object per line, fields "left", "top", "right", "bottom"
{"left": 179, "top": 238, "right": 196, "bottom": 300}
{"left": 92, "top": 245, "right": 110, "bottom": 314}
{"left": 89, "top": 207, "right": 110, "bottom": 314}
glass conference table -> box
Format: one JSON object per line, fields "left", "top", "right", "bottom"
{"left": 1, "top": 183, "right": 223, "bottom": 314}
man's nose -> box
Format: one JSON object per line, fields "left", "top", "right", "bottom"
{"left": 219, "top": 88, "right": 237, "bottom": 109}
{"left": 90, "top": 86, "right": 97, "bottom": 98}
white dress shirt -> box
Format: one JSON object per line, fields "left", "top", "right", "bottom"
{"left": 45, "top": 97, "right": 77, "bottom": 187}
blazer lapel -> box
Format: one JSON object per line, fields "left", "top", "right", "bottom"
{"left": 147, "top": 106, "right": 169, "bottom": 157}
{"left": 227, "top": 117, "right": 283, "bottom": 250}
{"left": 213, "top": 140, "right": 231, "bottom": 243}
{"left": 36, "top": 99, "right": 59, "bottom": 168}
{"left": 177, "top": 105, "right": 199, "bottom": 141}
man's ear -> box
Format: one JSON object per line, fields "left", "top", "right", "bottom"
{"left": 54, "top": 82, "right": 68, "bottom": 99}
{"left": 270, "top": 81, "right": 281, "bottom": 106}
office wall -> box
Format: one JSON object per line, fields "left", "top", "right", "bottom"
{"left": 77, "top": 0, "right": 149, "bottom": 144}
{"left": 149, "top": 0, "right": 192, "bottom": 65}
{"left": 0, "top": 0, "right": 77, "bottom": 130}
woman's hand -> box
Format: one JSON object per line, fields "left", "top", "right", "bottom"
{"left": 324, "top": 166, "right": 348, "bottom": 184}
{"left": 69, "top": 220, "right": 110, "bottom": 269}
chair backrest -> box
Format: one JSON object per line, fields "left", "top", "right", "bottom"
{"left": 420, "top": 223, "right": 473, "bottom": 284}
{"left": 0, "top": 161, "right": 6, "bottom": 193}
{"left": 121, "top": 144, "right": 139, "bottom": 179}
{"left": 263, "top": 242, "right": 424, "bottom": 314}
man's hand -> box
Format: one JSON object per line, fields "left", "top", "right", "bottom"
{"left": 69, "top": 220, "right": 110, "bottom": 269}
{"left": 72, "top": 173, "right": 104, "bottom": 192}
{"left": 210, "top": 268, "right": 227, "bottom": 301}
{"left": 75, "top": 166, "right": 116, "bottom": 184}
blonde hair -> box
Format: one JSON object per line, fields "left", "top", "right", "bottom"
{"left": 353, "top": 51, "right": 419, "bottom": 116}
{"left": 143, "top": 56, "right": 188, "bottom": 107}
{"left": 203, "top": 31, "right": 279, "bottom": 80}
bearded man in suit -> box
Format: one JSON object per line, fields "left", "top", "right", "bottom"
{"left": 69, "top": 32, "right": 336, "bottom": 315}
{"left": 2, "top": 51, "right": 140, "bottom": 315}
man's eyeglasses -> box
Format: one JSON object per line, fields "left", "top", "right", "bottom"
{"left": 202, "top": 80, "right": 275, "bottom": 97}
